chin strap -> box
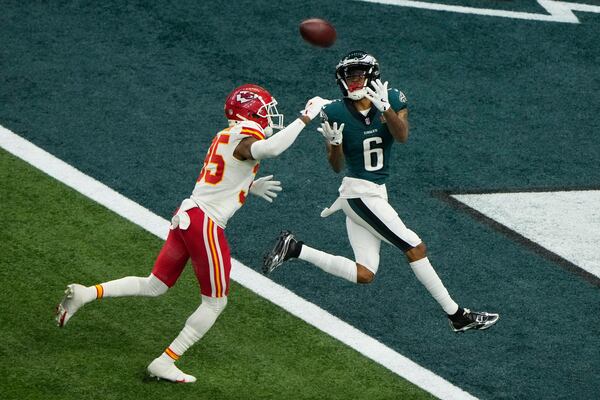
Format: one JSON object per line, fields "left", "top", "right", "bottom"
{"left": 347, "top": 88, "right": 367, "bottom": 100}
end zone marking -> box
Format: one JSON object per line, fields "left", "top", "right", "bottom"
{"left": 358, "top": 0, "right": 600, "bottom": 24}
{"left": 446, "top": 190, "right": 600, "bottom": 285}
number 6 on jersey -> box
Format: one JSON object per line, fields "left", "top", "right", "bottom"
{"left": 363, "top": 137, "right": 384, "bottom": 172}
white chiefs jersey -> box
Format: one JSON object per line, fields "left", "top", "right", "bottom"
{"left": 190, "top": 121, "right": 265, "bottom": 228}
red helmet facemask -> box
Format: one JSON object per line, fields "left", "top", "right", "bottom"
{"left": 224, "top": 84, "right": 284, "bottom": 136}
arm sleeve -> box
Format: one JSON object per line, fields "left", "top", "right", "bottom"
{"left": 250, "top": 118, "right": 306, "bottom": 160}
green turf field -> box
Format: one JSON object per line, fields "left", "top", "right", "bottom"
{"left": 0, "top": 149, "right": 434, "bottom": 399}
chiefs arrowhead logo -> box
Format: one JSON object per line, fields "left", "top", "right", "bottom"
{"left": 236, "top": 91, "right": 260, "bottom": 104}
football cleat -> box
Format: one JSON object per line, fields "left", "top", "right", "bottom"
{"left": 448, "top": 308, "right": 500, "bottom": 332}
{"left": 262, "top": 230, "right": 299, "bottom": 274}
{"left": 55, "top": 283, "right": 87, "bottom": 327}
{"left": 147, "top": 358, "right": 196, "bottom": 383}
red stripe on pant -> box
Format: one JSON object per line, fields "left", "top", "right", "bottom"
{"left": 206, "top": 218, "right": 224, "bottom": 297}
{"left": 151, "top": 207, "right": 231, "bottom": 297}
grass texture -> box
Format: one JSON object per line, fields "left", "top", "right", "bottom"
{"left": 0, "top": 149, "right": 434, "bottom": 400}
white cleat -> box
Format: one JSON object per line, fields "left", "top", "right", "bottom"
{"left": 55, "top": 284, "right": 87, "bottom": 327}
{"left": 147, "top": 358, "right": 196, "bottom": 383}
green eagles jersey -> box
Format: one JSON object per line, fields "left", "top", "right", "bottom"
{"left": 321, "top": 88, "right": 407, "bottom": 184}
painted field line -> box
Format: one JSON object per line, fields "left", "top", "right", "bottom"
{"left": 358, "top": 0, "right": 600, "bottom": 24}
{"left": 0, "top": 124, "right": 476, "bottom": 400}
{"left": 452, "top": 191, "right": 600, "bottom": 280}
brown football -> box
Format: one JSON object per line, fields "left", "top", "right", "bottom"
{"left": 299, "top": 18, "right": 336, "bottom": 48}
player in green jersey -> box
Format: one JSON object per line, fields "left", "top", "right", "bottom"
{"left": 264, "top": 51, "right": 499, "bottom": 332}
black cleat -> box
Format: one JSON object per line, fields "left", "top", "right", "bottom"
{"left": 449, "top": 308, "right": 500, "bottom": 332}
{"left": 263, "top": 231, "right": 300, "bottom": 274}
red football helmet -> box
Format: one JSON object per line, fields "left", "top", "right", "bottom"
{"left": 224, "top": 84, "right": 284, "bottom": 132}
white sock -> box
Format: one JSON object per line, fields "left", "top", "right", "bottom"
{"left": 409, "top": 257, "right": 459, "bottom": 315}
{"left": 78, "top": 286, "right": 98, "bottom": 305}
{"left": 299, "top": 245, "right": 357, "bottom": 283}
{"left": 161, "top": 296, "right": 228, "bottom": 363}
{"left": 93, "top": 274, "right": 168, "bottom": 300}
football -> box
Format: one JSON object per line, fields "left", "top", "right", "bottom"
{"left": 299, "top": 18, "right": 336, "bottom": 48}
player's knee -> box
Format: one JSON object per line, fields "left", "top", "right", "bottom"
{"left": 184, "top": 296, "right": 227, "bottom": 333}
{"left": 356, "top": 264, "right": 375, "bottom": 284}
{"left": 203, "top": 295, "right": 228, "bottom": 316}
{"left": 144, "top": 274, "right": 169, "bottom": 297}
{"left": 405, "top": 242, "right": 427, "bottom": 262}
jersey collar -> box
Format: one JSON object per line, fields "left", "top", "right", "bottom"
{"left": 343, "top": 98, "right": 378, "bottom": 126}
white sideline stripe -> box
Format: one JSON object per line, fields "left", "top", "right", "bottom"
{"left": 357, "top": 0, "right": 600, "bottom": 24}
{"left": 0, "top": 125, "right": 476, "bottom": 400}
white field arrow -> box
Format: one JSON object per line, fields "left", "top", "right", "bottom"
{"left": 452, "top": 190, "right": 600, "bottom": 279}
{"left": 358, "top": 0, "right": 600, "bottom": 24}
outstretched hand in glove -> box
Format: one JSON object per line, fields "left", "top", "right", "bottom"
{"left": 301, "top": 96, "right": 332, "bottom": 120}
{"left": 317, "top": 121, "right": 344, "bottom": 146}
{"left": 364, "top": 79, "right": 390, "bottom": 112}
{"left": 249, "top": 175, "right": 282, "bottom": 203}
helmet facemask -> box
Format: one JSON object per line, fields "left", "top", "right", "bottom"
{"left": 256, "top": 99, "right": 284, "bottom": 137}
{"left": 335, "top": 51, "right": 380, "bottom": 101}
{"left": 341, "top": 66, "right": 371, "bottom": 100}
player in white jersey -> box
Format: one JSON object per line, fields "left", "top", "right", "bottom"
{"left": 191, "top": 120, "right": 271, "bottom": 228}
{"left": 55, "top": 83, "right": 330, "bottom": 382}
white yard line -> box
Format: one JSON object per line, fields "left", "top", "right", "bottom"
{"left": 357, "top": 0, "right": 600, "bottom": 24}
{"left": 1, "top": 125, "right": 477, "bottom": 400}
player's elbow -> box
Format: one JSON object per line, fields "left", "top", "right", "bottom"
{"left": 250, "top": 144, "right": 280, "bottom": 160}
{"left": 328, "top": 155, "right": 343, "bottom": 173}
{"left": 329, "top": 161, "right": 343, "bottom": 173}
{"left": 258, "top": 149, "right": 281, "bottom": 160}
{"left": 394, "top": 129, "right": 409, "bottom": 143}
{"left": 356, "top": 265, "right": 375, "bottom": 284}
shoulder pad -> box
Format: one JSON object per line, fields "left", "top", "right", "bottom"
{"left": 231, "top": 121, "right": 266, "bottom": 140}
{"left": 389, "top": 88, "right": 407, "bottom": 102}
{"left": 388, "top": 88, "right": 408, "bottom": 111}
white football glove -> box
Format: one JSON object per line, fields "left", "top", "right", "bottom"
{"left": 317, "top": 121, "right": 344, "bottom": 146}
{"left": 301, "top": 96, "right": 332, "bottom": 120}
{"left": 364, "top": 79, "right": 390, "bottom": 112}
{"left": 249, "top": 175, "right": 282, "bottom": 203}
